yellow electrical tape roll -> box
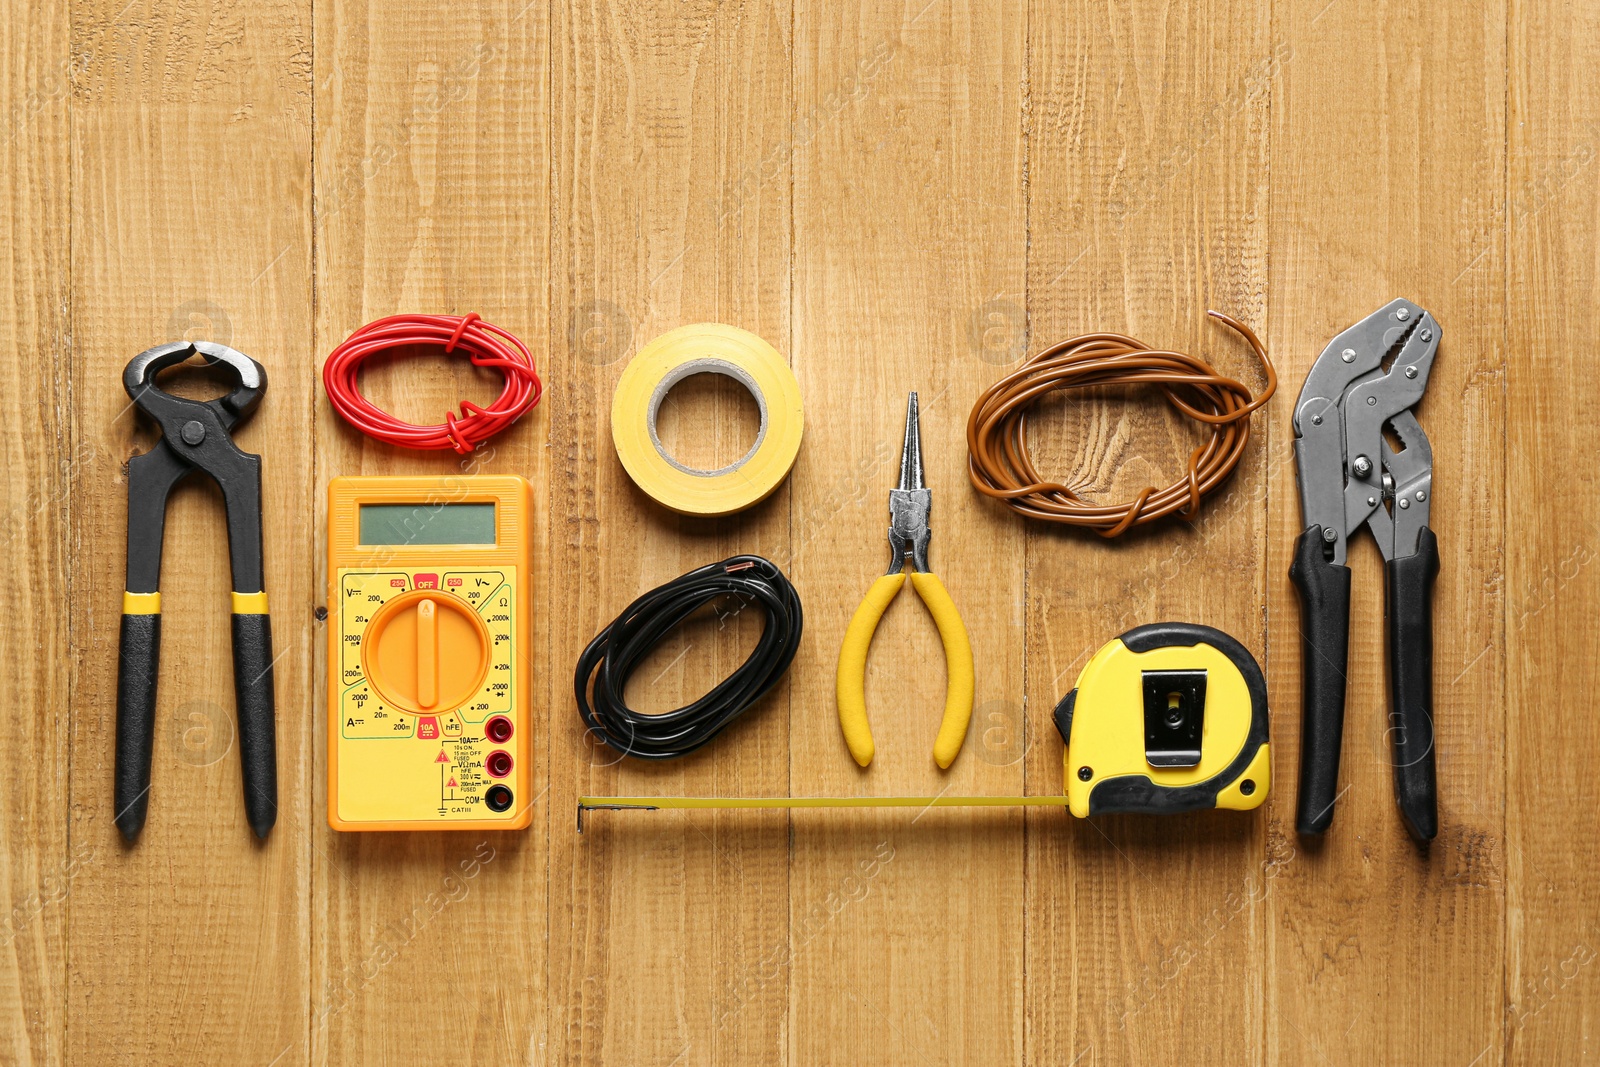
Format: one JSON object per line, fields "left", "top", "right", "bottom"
{"left": 611, "top": 323, "right": 803, "bottom": 516}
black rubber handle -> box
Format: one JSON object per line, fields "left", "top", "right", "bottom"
{"left": 1290, "top": 526, "right": 1352, "bottom": 835}
{"left": 231, "top": 612, "right": 278, "bottom": 839}
{"left": 1385, "top": 527, "right": 1439, "bottom": 842}
{"left": 115, "top": 612, "right": 161, "bottom": 841}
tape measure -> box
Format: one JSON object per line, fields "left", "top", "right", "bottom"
{"left": 611, "top": 323, "right": 803, "bottom": 516}
{"left": 1053, "top": 622, "right": 1269, "bottom": 817}
{"left": 577, "top": 620, "right": 1270, "bottom": 824}
{"left": 326, "top": 475, "right": 533, "bottom": 831}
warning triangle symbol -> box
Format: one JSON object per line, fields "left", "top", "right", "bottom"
{"left": 435, "top": 750, "right": 450, "bottom": 764}
{"left": 447, "top": 777, "right": 458, "bottom": 788}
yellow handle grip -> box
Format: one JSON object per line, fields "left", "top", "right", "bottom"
{"left": 835, "top": 574, "right": 906, "bottom": 767}
{"left": 910, "top": 572, "right": 975, "bottom": 769}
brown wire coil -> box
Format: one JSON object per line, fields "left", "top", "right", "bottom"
{"left": 966, "top": 311, "right": 1276, "bottom": 537}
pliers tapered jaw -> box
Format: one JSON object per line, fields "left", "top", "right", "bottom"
{"left": 887, "top": 392, "right": 932, "bottom": 574}
{"left": 1290, "top": 300, "right": 1440, "bottom": 843}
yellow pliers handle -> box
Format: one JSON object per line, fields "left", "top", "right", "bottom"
{"left": 835, "top": 571, "right": 975, "bottom": 768}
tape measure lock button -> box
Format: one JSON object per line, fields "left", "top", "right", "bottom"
{"left": 612, "top": 324, "right": 803, "bottom": 516}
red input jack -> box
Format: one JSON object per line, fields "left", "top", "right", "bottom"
{"left": 486, "top": 750, "right": 514, "bottom": 779}
{"left": 485, "top": 716, "right": 514, "bottom": 744}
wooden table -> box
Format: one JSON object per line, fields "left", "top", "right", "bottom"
{"left": 2, "top": 0, "right": 1592, "bottom": 1063}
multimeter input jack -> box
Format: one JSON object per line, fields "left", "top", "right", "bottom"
{"left": 485, "top": 716, "right": 514, "bottom": 744}
{"left": 486, "top": 750, "right": 514, "bottom": 778}
{"left": 485, "top": 785, "right": 514, "bottom": 813}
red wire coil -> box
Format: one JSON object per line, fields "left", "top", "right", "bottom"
{"left": 322, "top": 313, "right": 544, "bottom": 453}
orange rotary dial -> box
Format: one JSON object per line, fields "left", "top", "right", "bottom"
{"left": 360, "top": 590, "right": 490, "bottom": 715}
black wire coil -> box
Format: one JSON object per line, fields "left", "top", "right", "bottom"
{"left": 575, "top": 555, "right": 804, "bottom": 760}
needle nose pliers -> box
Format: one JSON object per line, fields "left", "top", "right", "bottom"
{"left": 836, "top": 392, "right": 975, "bottom": 769}
{"left": 1291, "top": 299, "right": 1439, "bottom": 842}
{"left": 117, "top": 342, "right": 277, "bottom": 841}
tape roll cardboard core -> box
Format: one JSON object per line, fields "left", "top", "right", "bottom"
{"left": 646, "top": 358, "right": 769, "bottom": 477}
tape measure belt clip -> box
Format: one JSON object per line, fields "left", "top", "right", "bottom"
{"left": 1141, "top": 668, "right": 1207, "bottom": 768}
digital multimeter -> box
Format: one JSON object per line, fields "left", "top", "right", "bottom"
{"left": 327, "top": 475, "right": 532, "bottom": 831}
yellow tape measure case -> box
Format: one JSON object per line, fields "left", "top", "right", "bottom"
{"left": 327, "top": 475, "right": 533, "bottom": 831}
{"left": 1054, "top": 623, "right": 1270, "bottom": 817}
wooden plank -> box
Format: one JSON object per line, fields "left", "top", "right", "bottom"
{"left": 64, "top": 0, "right": 315, "bottom": 1061}
{"left": 1023, "top": 1, "right": 1274, "bottom": 1062}
{"left": 0, "top": 0, "right": 71, "bottom": 1061}
{"left": 786, "top": 3, "right": 1027, "bottom": 1063}
{"left": 1265, "top": 1, "right": 1507, "bottom": 1063}
{"left": 26, "top": 0, "right": 1600, "bottom": 1060}
{"left": 546, "top": 1, "right": 793, "bottom": 1063}
{"left": 310, "top": 1, "right": 550, "bottom": 1062}
{"left": 1505, "top": 0, "right": 1600, "bottom": 1060}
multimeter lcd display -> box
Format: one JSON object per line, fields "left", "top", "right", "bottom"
{"left": 358, "top": 503, "right": 496, "bottom": 546}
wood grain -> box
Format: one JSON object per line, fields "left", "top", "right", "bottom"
{"left": 1264, "top": 2, "right": 1508, "bottom": 1063}
{"left": 1024, "top": 2, "right": 1274, "bottom": 1063}
{"left": 547, "top": 2, "right": 792, "bottom": 1064}
{"left": 0, "top": 0, "right": 70, "bottom": 1062}
{"left": 63, "top": 0, "right": 314, "bottom": 1062}
{"left": 1505, "top": 0, "right": 1600, "bottom": 1061}
{"left": 310, "top": 1, "right": 550, "bottom": 1063}
{"left": 787, "top": 4, "right": 1028, "bottom": 1063}
{"left": 3, "top": 0, "right": 1592, "bottom": 1062}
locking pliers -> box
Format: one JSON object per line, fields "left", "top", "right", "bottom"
{"left": 1291, "top": 299, "right": 1440, "bottom": 842}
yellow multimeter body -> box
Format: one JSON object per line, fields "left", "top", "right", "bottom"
{"left": 327, "top": 475, "right": 533, "bottom": 831}
{"left": 1053, "top": 623, "right": 1270, "bottom": 818}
